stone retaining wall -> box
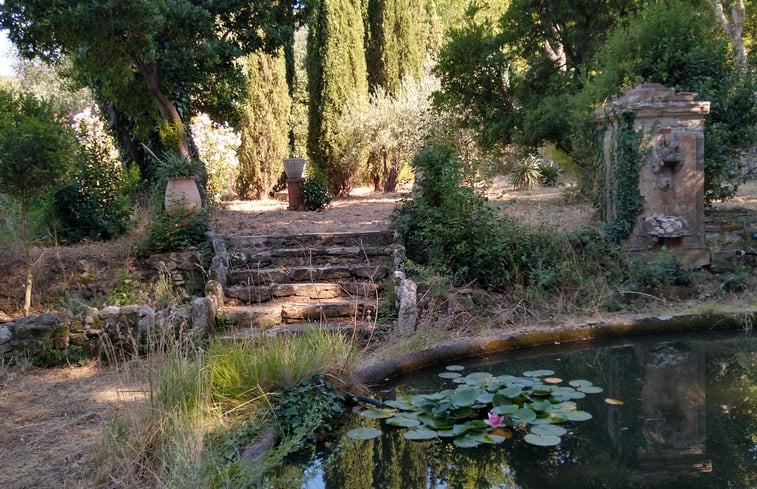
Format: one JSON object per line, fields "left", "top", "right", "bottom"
{"left": 0, "top": 296, "right": 216, "bottom": 362}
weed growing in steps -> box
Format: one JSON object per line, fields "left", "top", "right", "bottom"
{"left": 97, "top": 327, "right": 360, "bottom": 487}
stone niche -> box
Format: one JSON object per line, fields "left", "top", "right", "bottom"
{"left": 596, "top": 84, "right": 711, "bottom": 265}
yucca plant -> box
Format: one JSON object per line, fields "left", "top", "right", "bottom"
{"left": 511, "top": 155, "right": 542, "bottom": 190}
{"left": 538, "top": 159, "right": 562, "bottom": 187}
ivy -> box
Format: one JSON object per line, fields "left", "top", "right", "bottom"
{"left": 602, "top": 109, "right": 644, "bottom": 243}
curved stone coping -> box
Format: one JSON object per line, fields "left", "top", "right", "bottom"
{"left": 356, "top": 311, "right": 756, "bottom": 386}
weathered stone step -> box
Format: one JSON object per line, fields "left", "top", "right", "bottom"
{"left": 221, "top": 298, "right": 377, "bottom": 328}
{"left": 227, "top": 264, "right": 389, "bottom": 287}
{"left": 226, "top": 230, "right": 394, "bottom": 252}
{"left": 225, "top": 282, "right": 382, "bottom": 304}
{"left": 229, "top": 245, "right": 393, "bottom": 268}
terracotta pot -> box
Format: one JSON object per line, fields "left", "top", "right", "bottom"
{"left": 283, "top": 157, "right": 306, "bottom": 179}
{"left": 165, "top": 177, "right": 201, "bottom": 212}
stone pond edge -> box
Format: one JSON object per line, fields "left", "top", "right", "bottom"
{"left": 356, "top": 310, "right": 757, "bottom": 386}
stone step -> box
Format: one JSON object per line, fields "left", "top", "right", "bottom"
{"left": 221, "top": 298, "right": 378, "bottom": 329}
{"left": 225, "top": 282, "right": 382, "bottom": 304}
{"left": 226, "top": 230, "right": 394, "bottom": 252}
{"left": 228, "top": 245, "right": 393, "bottom": 269}
{"left": 227, "top": 264, "right": 390, "bottom": 287}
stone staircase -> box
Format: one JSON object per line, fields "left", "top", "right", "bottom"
{"left": 210, "top": 230, "right": 399, "bottom": 337}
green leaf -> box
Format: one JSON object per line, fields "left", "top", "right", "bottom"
{"left": 453, "top": 437, "right": 481, "bottom": 448}
{"left": 577, "top": 386, "right": 604, "bottom": 394}
{"left": 511, "top": 407, "right": 537, "bottom": 424}
{"left": 476, "top": 391, "right": 495, "bottom": 404}
{"left": 360, "top": 408, "right": 396, "bottom": 419}
{"left": 524, "top": 433, "right": 562, "bottom": 447}
{"left": 347, "top": 427, "right": 382, "bottom": 440}
{"left": 403, "top": 429, "right": 438, "bottom": 441}
{"left": 386, "top": 416, "right": 421, "bottom": 428}
{"left": 569, "top": 379, "right": 593, "bottom": 388}
{"left": 451, "top": 388, "right": 478, "bottom": 407}
{"left": 499, "top": 386, "right": 523, "bottom": 398}
{"left": 446, "top": 365, "right": 466, "bottom": 371}
{"left": 439, "top": 372, "right": 462, "bottom": 379}
{"left": 567, "top": 410, "right": 592, "bottom": 422}
{"left": 530, "top": 424, "right": 568, "bottom": 437}
{"left": 492, "top": 404, "right": 519, "bottom": 415}
{"left": 463, "top": 372, "right": 494, "bottom": 384}
{"left": 523, "top": 369, "right": 555, "bottom": 377}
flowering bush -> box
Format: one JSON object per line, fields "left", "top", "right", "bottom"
{"left": 190, "top": 113, "right": 240, "bottom": 204}
{"left": 53, "top": 105, "right": 139, "bottom": 242}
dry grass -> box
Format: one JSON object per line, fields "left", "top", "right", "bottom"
{"left": 0, "top": 361, "right": 146, "bottom": 489}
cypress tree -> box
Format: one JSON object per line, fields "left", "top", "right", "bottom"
{"left": 365, "top": 0, "right": 421, "bottom": 94}
{"left": 235, "top": 50, "right": 291, "bottom": 200}
{"left": 307, "top": 0, "right": 369, "bottom": 195}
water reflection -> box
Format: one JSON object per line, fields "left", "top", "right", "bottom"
{"left": 291, "top": 331, "right": 757, "bottom": 489}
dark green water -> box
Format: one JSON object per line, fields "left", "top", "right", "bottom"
{"left": 295, "top": 330, "right": 757, "bottom": 489}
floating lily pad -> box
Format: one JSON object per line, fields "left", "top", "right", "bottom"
{"left": 386, "top": 416, "right": 421, "bottom": 428}
{"left": 523, "top": 369, "right": 555, "bottom": 377}
{"left": 464, "top": 372, "right": 495, "bottom": 383}
{"left": 524, "top": 433, "right": 562, "bottom": 447}
{"left": 347, "top": 427, "right": 382, "bottom": 440}
{"left": 605, "top": 398, "right": 625, "bottom": 406}
{"left": 500, "top": 386, "right": 523, "bottom": 398}
{"left": 383, "top": 399, "right": 413, "bottom": 410}
{"left": 360, "top": 408, "right": 396, "bottom": 419}
{"left": 492, "top": 404, "right": 519, "bottom": 415}
{"left": 403, "top": 429, "right": 438, "bottom": 441}
{"left": 530, "top": 424, "right": 568, "bottom": 437}
{"left": 567, "top": 410, "right": 592, "bottom": 422}
{"left": 439, "top": 372, "right": 462, "bottom": 379}
{"left": 569, "top": 379, "right": 593, "bottom": 388}
{"left": 544, "top": 377, "right": 563, "bottom": 384}
{"left": 451, "top": 388, "right": 478, "bottom": 407}
{"left": 453, "top": 437, "right": 481, "bottom": 448}
{"left": 511, "top": 407, "right": 537, "bottom": 423}
{"left": 578, "top": 386, "right": 604, "bottom": 394}
{"left": 476, "top": 392, "right": 495, "bottom": 404}
{"left": 446, "top": 365, "right": 466, "bottom": 371}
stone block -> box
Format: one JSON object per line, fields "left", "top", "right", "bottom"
{"left": 191, "top": 296, "right": 216, "bottom": 338}
{"left": 53, "top": 325, "right": 70, "bottom": 349}
{"left": 11, "top": 314, "right": 59, "bottom": 340}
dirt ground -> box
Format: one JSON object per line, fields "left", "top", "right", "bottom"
{"left": 0, "top": 362, "right": 144, "bottom": 489}
{"left": 1, "top": 178, "right": 754, "bottom": 488}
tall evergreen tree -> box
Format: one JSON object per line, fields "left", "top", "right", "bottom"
{"left": 307, "top": 0, "right": 369, "bottom": 195}
{"left": 365, "top": 0, "right": 421, "bottom": 94}
{"left": 235, "top": 50, "right": 291, "bottom": 200}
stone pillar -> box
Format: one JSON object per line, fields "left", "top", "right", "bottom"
{"left": 287, "top": 177, "right": 305, "bottom": 211}
{"left": 595, "top": 84, "right": 711, "bottom": 266}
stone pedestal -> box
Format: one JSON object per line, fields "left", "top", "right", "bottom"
{"left": 287, "top": 178, "right": 305, "bottom": 211}
{"left": 596, "top": 84, "right": 711, "bottom": 266}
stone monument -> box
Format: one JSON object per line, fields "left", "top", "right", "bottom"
{"left": 596, "top": 84, "right": 711, "bottom": 265}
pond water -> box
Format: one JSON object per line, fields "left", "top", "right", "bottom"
{"left": 290, "top": 330, "right": 757, "bottom": 489}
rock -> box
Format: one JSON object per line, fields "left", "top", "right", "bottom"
{"left": 0, "top": 324, "right": 10, "bottom": 345}
{"left": 191, "top": 296, "right": 216, "bottom": 338}
{"left": 138, "top": 306, "right": 156, "bottom": 335}
{"left": 205, "top": 280, "right": 225, "bottom": 308}
{"left": 11, "top": 314, "right": 59, "bottom": 340}
{"left": 98, "top": 306, "right": 121, "bottom": 321}
{"left": 53, "top": 325, "right": 70, "bottom": 349}
{"left": 396, "top": 279, "right": 418, "bottom": 333}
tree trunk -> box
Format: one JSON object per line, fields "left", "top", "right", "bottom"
{"left": 708, "top": 0, "right": 747, "bottom": 65}
{"left": 136, "top": 59, "right": 191, "bottom": 157}
{"left": 21, "top": 199, "right": 32, "bottom": 316}
{"left": 383, "top": 150, "right": 400, "bottom": 193}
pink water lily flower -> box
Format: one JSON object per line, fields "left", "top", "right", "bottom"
{"left": 485, "top": 411, "right": 505, "bottom": 428}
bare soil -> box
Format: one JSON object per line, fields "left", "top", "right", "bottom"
{"left": 0, "top": 362, "right": 144, "bottom": 489}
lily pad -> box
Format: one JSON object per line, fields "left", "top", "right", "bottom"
{"left": 439, "top": 372, "right": 463, "bottom": 379}
{"left": 453, "top": 437, "right": 482, "bottom": 448}
{"left": 386, "top": 416, "right": 421, "bottom": 428}
{"left": 524, "top": 433, "right": 562, "bottom": 447}
{"left": 347, "top": 427, "right": 382, "bottom": 440}
{"left": 463, "top": 372, "right": 495, "bottom": 384}
{"left": 451, "top": 388, "right": 478, "bottom": 407}
{"left": 530, "top": 424, "right": 568, "bottom": 437}
{"left": 567, "top": 410, "right": 593, "bottom": 422}
{"left": 446, "top": 365, "right": 466, "bottom": 371}
{"left": 578, "top": 386, "right": 604, "bottom": 394}
{"left": 569, "top": 379, "right": 593, "bottom": 388}
{"left": 403, "top": 429, "right": 438, "bottom": 441}
{"left": 511, "top": 407, "right": 537, "bottom": 423}
{"left": 523, "top": 369, "right": 555, "bottom": 378}
{"left": 605, "top": 398, "right": 625, "bottom": 406}
{"left": 360, "top": 408, "right": 397, "bottom": 419}
{"left": 492, "top": 404, "right": 519, "bottom": 415}
{"left": 499, "top": 386, "right": 523, "bottom": 399}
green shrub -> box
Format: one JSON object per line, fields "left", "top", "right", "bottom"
{"left": 393, "top": 144, "right": 628, "bottom": 310}
{"left": 140, "top": 208, "right": 210, "bottom": 256}
{"left": 302, "top": 176, "right": 333, "bottom": 211}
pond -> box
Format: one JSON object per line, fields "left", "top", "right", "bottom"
{"left": 289, "top": 330, "right": 757, "bottom": 489}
